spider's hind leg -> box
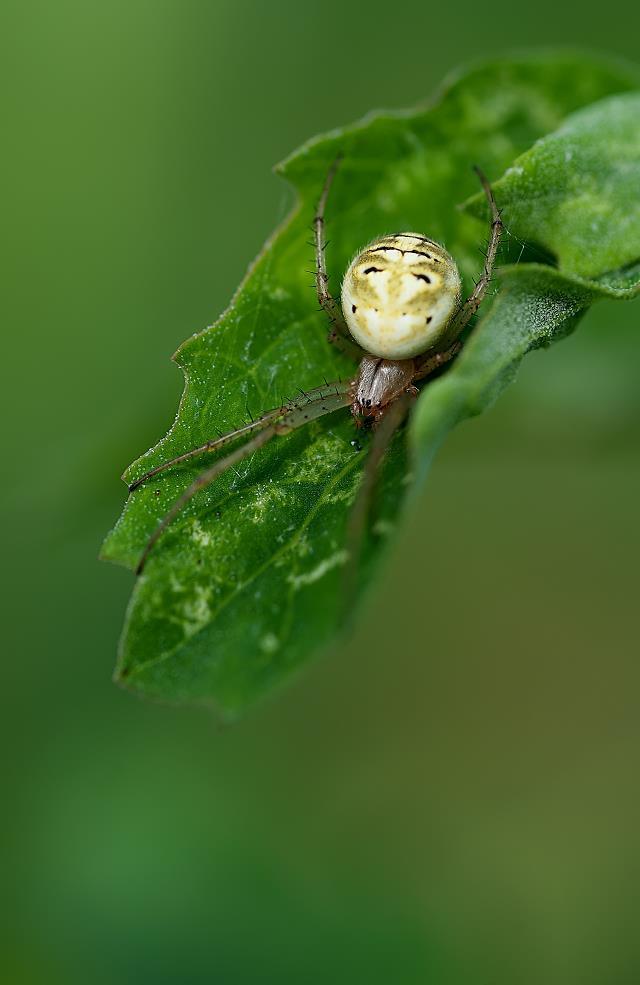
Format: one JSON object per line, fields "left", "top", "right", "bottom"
{"left": 314, "top": 156, "right": 363, "bottom": 361}
{"left": 414, "top": 339, "right": 462, "bottom": 381}
{"left": 444, "top": 165, "right": 504, "bottom": 343}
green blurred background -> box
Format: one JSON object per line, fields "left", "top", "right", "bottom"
{"left": 3, "top": 2, "right": 639, "bottom": 982}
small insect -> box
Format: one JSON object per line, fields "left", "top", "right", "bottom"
{"left": 130, "top": 159, "right": 502, "bottom": 576}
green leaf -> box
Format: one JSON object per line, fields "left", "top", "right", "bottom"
{"left": 466, "top": 92, "right": 640, "bottom": 278}
{"left": 410, "top": 261, "right": 640, "bottom": 485}
{"left": 102, "top": 52, "right": 640, "bottom": 714}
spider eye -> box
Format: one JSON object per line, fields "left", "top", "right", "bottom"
{"left": 341, "top": 233, "right": 461, "bottom": 360}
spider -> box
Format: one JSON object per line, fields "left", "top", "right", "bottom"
{"left": 130, "top": 158, "right": 502, "bottom": 576}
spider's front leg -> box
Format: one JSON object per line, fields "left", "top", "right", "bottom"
{"left": 314, "top": 156, "right": 363, "bottom": 362}
{"left": 132, "top": 380, "right": 354, "bottom": 574}
{"left": 342, "top": 390, "right": 414, "bottom": 610}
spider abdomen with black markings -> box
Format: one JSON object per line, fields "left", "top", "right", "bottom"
{"left": 341, "top": 233, "right": 462, "bottom": 359}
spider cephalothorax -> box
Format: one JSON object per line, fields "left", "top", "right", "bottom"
{"left": 350, "top": 355, "right": 415, "bottom": 423}
{"left": 128, "top": 158, "right": 502, "bottom": 575}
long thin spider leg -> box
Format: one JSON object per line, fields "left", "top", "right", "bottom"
{"left": 314, "top": 155, "right": 363, "bottom": 361}
{"left": 136, "top": 383, "right": 354, "bottom": 574}
{"left": 128, "top": 381, "right": 353, "bottom": 492}
{"left": 128, "top": 408, "right": 287, "bottom": 492}
{"left": 414, "top": 339, "right": 462, "bottom": 381}
{"left": 342, "top": 392, "right": 413, "bottom": 612}
{"left": 445, "top": 165, "right": 503, "bottom": 342}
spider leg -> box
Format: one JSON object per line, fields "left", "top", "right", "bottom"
{"left": 314, "top": 155, "right": 363, "bottom": 361}
{"left": 135, "top": 381, "right": 353, "bottom": 574}
{"left": 128, "top": 381, "right": 352, "bottom": 492}
{"left": 128, "top": 407, "right": 289, "bottom": 492}
{"left": 414, "top": 339, "right": 462, "bottom": 381}
{"left": 342, "top": 392, "right": 413, "bottom": 611}
{"left": 445, "top": 165, "right": 503, "bottom": 341}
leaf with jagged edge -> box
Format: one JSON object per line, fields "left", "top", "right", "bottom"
{"left": 409, "top": 261, "right": 640, "bottom": 486}
{"left": 465, "top": 91, "right": 640, "bottom": 278}
{"left": 101, "top": 52, "right": 640, "bottom": 714}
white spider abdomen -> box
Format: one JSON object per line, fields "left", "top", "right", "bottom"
{"left": 341, "top": 233, "right": 461, "bottom": 360}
